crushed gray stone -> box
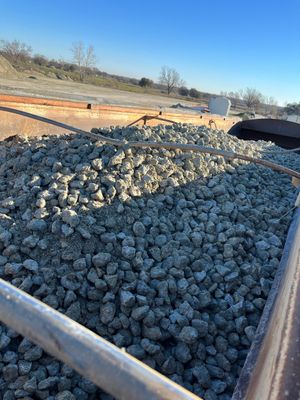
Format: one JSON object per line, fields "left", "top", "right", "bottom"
{"left": 0, "top": 123, "right": 299, "bottom": 399}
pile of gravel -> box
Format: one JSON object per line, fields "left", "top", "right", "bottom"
{"left": 0, "top": 124, "right": 299, "bottom": 400}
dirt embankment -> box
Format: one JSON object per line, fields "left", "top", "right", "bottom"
{"left": 0, "top": 55, "right": 19, "bottom": 79}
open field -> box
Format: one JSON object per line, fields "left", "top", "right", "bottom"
{"left": 0, "top": 73, "right": 206, "bottom": 112}
{"left": 0, "top": 56, "right": 280, "bottom": 119}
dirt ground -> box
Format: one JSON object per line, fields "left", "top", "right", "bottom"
{"left": 0, "top": 74, "right": 202, "bottom": 112}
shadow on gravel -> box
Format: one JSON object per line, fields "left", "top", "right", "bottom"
{"left": 0, "top": 133, "right": 298, "bottom": 400}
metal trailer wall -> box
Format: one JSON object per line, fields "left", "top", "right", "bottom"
{"left": 0, "top": 94, "right": 239, "bottom": 140}
{"left": 232, "top": 207, "right": 300, "bottom": 400}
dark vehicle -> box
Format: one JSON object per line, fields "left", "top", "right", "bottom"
{"left": 228, "top": 118, "right": 300, "bottom": 149}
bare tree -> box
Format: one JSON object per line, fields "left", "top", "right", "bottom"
{"left": 264, "top": 96, "right": 278, "bottom": 116}
{"left": 238, "top": 89, "right": 244, "bottom": 100}
{"left": 220, "top": 91, "right": 228, "bottom": 97}
{"left": 84, "top": 45, "right": 96, "bottom": 68}
{"left": 159, "top": 66, "right": 182, "bottom": 95}
{"left": 33, "top": 54, "right": 48, "bottom": 66}
{"left": 228, "top": 91, "right": 240, "bottom": 108}
{"left": 71, "top": 41, "right": 96, "bottom": 81}
{"left": 242, "top": 87, "right": 263, "bottom": 110}
{"left": 0, "top": 39, "right": 32, "bottom": 63}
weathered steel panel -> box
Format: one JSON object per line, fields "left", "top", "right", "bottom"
{"left": 233, "top": 208, "right": 300, "bottom": 400}
{"left": 0, "top": 94, "right": 239, "bottom": 140}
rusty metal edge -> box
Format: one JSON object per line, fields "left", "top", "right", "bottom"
{"left": 0, "top": 94, "right": 239, "bottom": 142}
{"left": 232, "top": 205, "right": 300, "bottom": 400}
{"left": 0, "top": 94, "right": 239, "bottom": 122}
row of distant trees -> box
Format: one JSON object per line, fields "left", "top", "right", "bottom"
{"left": 0, "top": 39, "right": 32, "bottom": 63}
{"left": 138, "top": 68, "right": 201, "bottom": 98}
{"left": 0, "top": 39, "right": 201, "bottom": 97}
{"left": 0, "top": 39, "right": 98, "bottom": 82}
{"left": 140, "top": 69, "right": 280, "bottom": 111}
{"left": 220, "top": 89, "right": 279, "bottom": 114}
{"left": 2, "top": 39, "right": 292, "bottom": 114}
{"left": 138, "top": 67, "right": 184, "bottom": 95}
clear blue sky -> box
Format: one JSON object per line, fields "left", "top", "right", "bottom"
{"left": 1, "top": 0, "right": 300, "bottom": 105}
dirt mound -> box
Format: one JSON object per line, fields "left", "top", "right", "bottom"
{"left": 0, "top": 55, "right": 19, "bottom": 78}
